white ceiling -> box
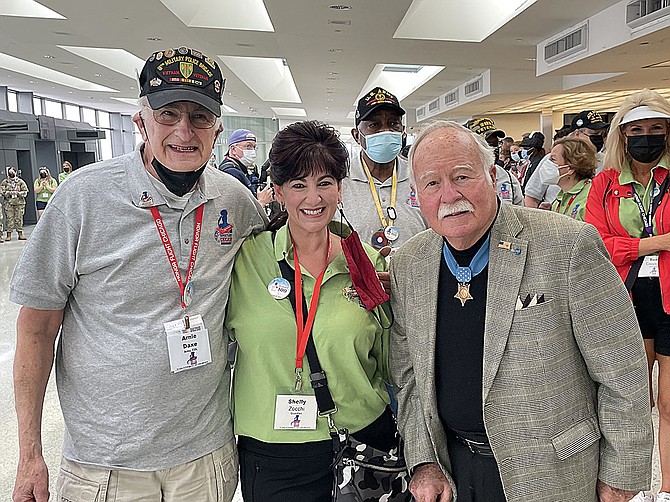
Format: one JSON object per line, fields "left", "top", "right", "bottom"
{"left": 0, "top": 0, "right": 669, "bottom": 129}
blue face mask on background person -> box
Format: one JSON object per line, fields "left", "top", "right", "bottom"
{"left": 360, "top": 131, "right": 403, "bottom": 164}
{"left": 511, "top": 152, "right": 521, "bottom": 162}
{"left": 520, "top": 148, "right": 530, "bottom": 160}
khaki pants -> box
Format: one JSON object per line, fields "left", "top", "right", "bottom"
{"left": 55, "top": 439, "right": 238, "bottom": 502}
{"left": 5, "top": 203, "right": 25, "bottom": 232}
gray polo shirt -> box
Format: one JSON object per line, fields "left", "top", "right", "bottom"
{"left": 10, "top": 147, "right": 267, "bottom": 470}
{"left": 341, "top": 151, "right": 427, "bottom": 249}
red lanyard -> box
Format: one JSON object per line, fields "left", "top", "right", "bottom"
{"left": 555, "top": 193, "right": 578, "bottom": 215}
{"left": 292, "top": 234, "right": 331, "bottom": 390}
{"left": 150, "top": 204, "right": 204, "bottom": 308}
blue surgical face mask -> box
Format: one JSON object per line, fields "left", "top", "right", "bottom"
{"left": 360, "top": 130, "right": 403, "bottom": 164}
{"left": 511, "top": 152, "right": 521, "bottom": 162}
{"left": 520, "top": 149, "right": 530, "bottom": 160}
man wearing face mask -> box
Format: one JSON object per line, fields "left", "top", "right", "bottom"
{"left": 342, "top": 87, "right": 427, "bottom": 251}
{"left": 525, "top": 111, "right": 609, "bottom": 209}
{"left": 0, "top": 166, "right": 29, "bottom": 241}
{"left": 10, "top": 47, "right": 267, "bottom": 502}
{"left": 219, "top": 129, "right": 273, "bottom": 207}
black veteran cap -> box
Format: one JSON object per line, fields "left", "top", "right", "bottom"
{"left": 569, "top": 110, "right": 609, "bottom": 132}
{"left": 465, "top": 117, "right": 505, "bottom": 139}
{"left": 139, "top": 47, "right": 225, "bottom": 117}
{"left": 355, "top": 87, "right": 405, "bottom": 125}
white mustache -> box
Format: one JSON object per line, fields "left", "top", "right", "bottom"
{"left": 438, "top": 200, "right": 475, "bottom": 218}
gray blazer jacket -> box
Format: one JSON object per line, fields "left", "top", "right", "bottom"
{"left": 389, "top": 203, "right": 653, "bottom": 502}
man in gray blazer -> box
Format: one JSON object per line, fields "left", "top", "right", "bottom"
{"left": 389, "top": 120, "right": 653, "bottom": 502}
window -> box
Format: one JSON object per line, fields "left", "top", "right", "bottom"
{"left": 44, "top": 100, "right": 63, "bottom": 119}
{"left": 7, "top": 91, "right": 18, "bottom": 112}
{"left": 64, "top": 104, "right": 80, "bottom": 121}
{"left": 98, "top": 111, "right": 110, "bottom": 128}
{"left": 99, "top": 134, "right": 113, "bottom": 160}
{"left": 82, "top": 107, "right": 96, "bottom": 126}
{"left": 33, "top": 97, "right": 42, "bottom": 115}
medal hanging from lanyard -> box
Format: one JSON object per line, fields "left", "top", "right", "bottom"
{"left": 361, "top": 157, "right": 399, "bottom": 248}
{"left": 150, "top": 204, "right": 204, "bottom": 308}
{"left": 631, "top": 183, "right": 656, "bottom": 237}
{"left": 292, "top": 234, "right": 331, "bottom": 391}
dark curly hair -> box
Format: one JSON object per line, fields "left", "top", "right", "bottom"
{"left": 269, "top": 120, "right": 349, "bottom": 186}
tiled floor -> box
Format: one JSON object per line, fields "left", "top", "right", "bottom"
{"left": 0, "top": 227, "right": 662, "bottom": 500}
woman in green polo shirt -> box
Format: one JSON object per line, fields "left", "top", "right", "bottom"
{"left": 33, "top": 166, "right": 57, "bottom": 220}
{"left": 226, "top": 121, "right": 402, "bottom": 501}
{"left": 548, "top": 136, "right": 597, "bottom": 221}
{"left": 585, "top": 89, "right": 670, "bottom": 501}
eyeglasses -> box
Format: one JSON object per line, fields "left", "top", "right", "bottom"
{"left": 151, "top": 106, "right": 217, "bottom": 129}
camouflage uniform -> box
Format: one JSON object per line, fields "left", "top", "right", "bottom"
{"left": 0, "top": 175, "right": 29, "bottom": 239}
{"left": 0, "top": 197, "right": 4, "bottom": 242}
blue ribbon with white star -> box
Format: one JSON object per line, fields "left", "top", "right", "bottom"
{"left": 442, "top": 236, "right": 490, "bottom": 284}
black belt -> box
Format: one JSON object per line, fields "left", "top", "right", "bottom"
{"left": 448, "top": 432, "right": 495, "bottom": 457}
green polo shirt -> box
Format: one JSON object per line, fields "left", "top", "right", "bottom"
{"left": 618, "top": 155, "right": 670, "bottom": 238}
{"left": 34, "top": 177, "right": 57, "bottom": 202}
{"left": 550, "top": 178, "right": 591, "bottom": 221}
{"left": 226, "top": 222, "right": 391, "bottom": 443}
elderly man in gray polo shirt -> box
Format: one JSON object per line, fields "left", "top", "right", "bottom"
{"left": 11, "top": 47, "right": 266, "bottom": 502}
{"left": 342, "top": 87, "right": 427, "bottom": 252}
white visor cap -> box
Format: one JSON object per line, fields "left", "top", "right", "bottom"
{"left": 620, "top": 105, "right": 670, "bottom": 126}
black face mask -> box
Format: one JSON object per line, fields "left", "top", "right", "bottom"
{"left": 8, "top": 171, "right": 16, "bottom": 178}
{"left": 151, "top": 158, "right": 206, "bottom": 197}
{"left": 39, "top": 171, "right": 47, "bottom": 179}
{"left": 627, "top": 134, "right": 667, "bottom": 164}
{"left": 589, "top": 134, "right": 604, "bottom": 153}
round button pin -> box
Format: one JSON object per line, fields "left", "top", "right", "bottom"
{"left": 268, "top": 277, "right": 291, "bottom": 300}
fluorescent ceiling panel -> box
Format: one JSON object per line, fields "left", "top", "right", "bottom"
{"left": 160, "top": 0, "right": 273, "bottom": 31}
{"left": 0, "top": 0, "right": 65, "bottom": 19}
{"left": 220, "top": 56, "right": 301, "bottom": 103}
{"left": 356, "top": 64, "right": 444, "bottom": 104}
{"left": 395, "top": 0, "right": 538, "bottom": 43}
{"left": 271, "top": 107, "right": 307, "bottom": 117}
{"left": 59, "top": 46, "right": 145, "bottom": 79}
{"left": 0, "top": 52, "right": 118, "bottom": 92}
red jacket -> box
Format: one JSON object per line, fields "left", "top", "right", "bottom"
{"left": 585, "top": 167, "right": 670, "bottom": 313}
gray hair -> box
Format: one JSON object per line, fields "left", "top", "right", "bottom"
{"left": 137, "top": 96, "right": 224, "bottom": 129}
{"left": 408, "top": 120, "right": 495, "bottom": 180}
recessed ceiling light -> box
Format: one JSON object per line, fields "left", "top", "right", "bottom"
{"left": 329, "top": 48, "right": 343, "bottom": 53}
{"left": 524, "top": 57, "right": 536, "bottom": 61}
{"left": 328, "top": 72, "right": 338, "bottom": 75}
{"left": 147, "top": 37, "right": 162, "bottom": 41}
{"left": 329, "top": 5, "right": 351, "bottom": 10}
{"left": 94, "top": 73, "right": 102, "bottom": 77}
{"left": 43, "top": 55, "right": 55, "bottom": 59}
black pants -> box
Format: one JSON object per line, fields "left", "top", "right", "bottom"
{"left": 447, "top": 433, "right": 506, "bottom": 502}
{"left": 239, "top": 435, "right": 333, "bottom": 502}
{"left": 238, "top": 407, "right": 397, "bottom": 502}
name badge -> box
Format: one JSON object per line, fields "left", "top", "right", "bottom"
{"left": 164, "top": 314, "right": 212, "bottom": 373}
{"left": 274, "top": 394, "right": 318, "bottom": 430}
{"left": 639, "top": 255, "right": 660, "bottom": 278}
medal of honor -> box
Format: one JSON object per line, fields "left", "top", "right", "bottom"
{"left": 384, "top": 225, "right": 399, "bottom": 242}
{"left": 454, "top": 282, "right": 473, "bottom": 306}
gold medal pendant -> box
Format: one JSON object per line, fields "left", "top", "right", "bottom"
{"left": 454, "top": 282, "right": 473, "bottom": 306}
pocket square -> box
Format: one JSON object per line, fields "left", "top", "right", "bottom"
{"left": 515, "top": 293, "right": 547, "bottom": 310}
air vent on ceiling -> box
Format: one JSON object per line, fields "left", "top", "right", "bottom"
{"left": 416, "top": 106, "right": 426, "bottom": 120}
{"left": 464, "top": 78, "right": 481, "bottom": 97}
{"left": 444, "top": 90, "right": 458, "bottom": 105}
{"left": 543, "top": 23, "right": 588, "bottom": 63}
{"left": 327, "top": 19, "right": 352, "bottom": 25}
{"left": 428, "top": 98, "right": 439, "bottom": 113}
{"left": 627, "top": 0, "right": 670, "bottom": 28}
